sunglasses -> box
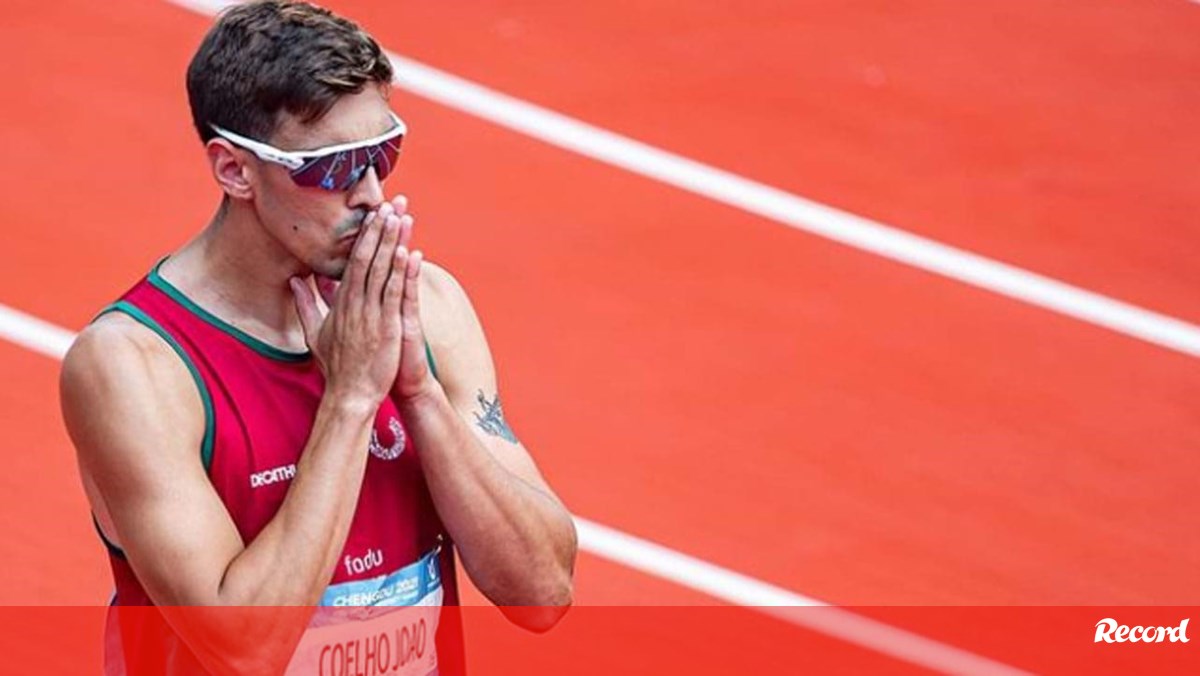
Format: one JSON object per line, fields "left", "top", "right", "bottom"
{"left": 209, "top": 112, "right": 406, "bottom": 191}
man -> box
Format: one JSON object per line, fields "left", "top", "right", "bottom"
{"left": 58, "top": 1, "right": 577, "bottom": 673}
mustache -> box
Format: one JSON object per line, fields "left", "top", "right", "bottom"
{"left": 334, "top": 210, "right": 370, "bottom": 237}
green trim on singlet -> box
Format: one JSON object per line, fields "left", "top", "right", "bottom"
{"left": 98, "top": 301, "right": 217, "bottom": 472}
{"left": 425, "top": 341, "right": 439, "bottom": 382}
{"left": 146, "top": 257, "right": 440, "bottom": 378}
{"left": 148, "top": 259, "right": 311, "bottom": 363}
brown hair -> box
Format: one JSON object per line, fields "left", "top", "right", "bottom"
{"left": 186, "top": 0, "right": 393, "bottom": 144}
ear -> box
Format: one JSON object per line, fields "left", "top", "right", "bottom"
{"left": 206, "top": 138, "right": 255, "bottom": 201}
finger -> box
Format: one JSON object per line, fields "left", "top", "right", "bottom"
{"left": 372, "top": 200, "right": 394, "bottom": 230}
{"left": 401, "top": 250, "right": 425, "bottom": 344}
{"left": 289, "top": 277, "right": 321, "bottom": 349}
{"left": 368, "top": 212, "right": 402, "bottom": 304}
{"left": 343, "top": 205, "right": 386, "bottom": 301}
{"left": 391, "top": 194, "right": 408, "bottom": 218}
{"left": 382, "top": 245, "right": 407, "bottom": 326}
{"left": 397, "top": 213, "right": 415, "bottom": 257}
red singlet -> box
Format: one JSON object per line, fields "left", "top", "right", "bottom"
{"left": 95, "top": 260, "right": 465, "bottom": 675}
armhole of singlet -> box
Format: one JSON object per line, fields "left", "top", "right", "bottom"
{"left": 93, "top": 514, "right": 126, "bottom": 560}
{"left": 424, "top": 340, "right": 439, "bottom": 382}
{"left": 90, "top": 300, "right": 218, "bottom": 558}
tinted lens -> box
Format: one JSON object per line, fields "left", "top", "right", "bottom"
{"left": 366, "top": 137, "right": 402, "bottom": 182}
{"left": 290, "top": 136, "right": 403, "bottom": 191}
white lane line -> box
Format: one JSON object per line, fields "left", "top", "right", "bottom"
{"left": 2, "top": 303, "right": 1026, "bottom": 675}
{"left": 0, "top": 304, "right": 75, "bottom": 359}
{"left": 577, "top": 519, "right": 1029, "bottom": 676}
{"left": 166, "top": 0, "right": 1200, "bottom": 359}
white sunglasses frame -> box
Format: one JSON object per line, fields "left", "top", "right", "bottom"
{"left": 208, "top": 111, "right": 407, "bottom": 172}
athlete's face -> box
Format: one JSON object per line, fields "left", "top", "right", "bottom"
{"left": 253, "top": 85, "right": 396, "bottom": 279}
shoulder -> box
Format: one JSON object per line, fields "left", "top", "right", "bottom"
{"left": 418, "top": 259, "right": 486, "bottom": 353}
{"left": 420, "top": 259, "right": 470, "bottom": 315}
{"left": 63, "top": 308, "right": 202, "bottom": 378}
{"left": 61, "top": 310, "right": 205, "bottom": 457}
{"left": 63, "top": 311, "right": 178, "bottom": 386}
{"left": 417, "top": 259, "right": 500, "bottom": 395}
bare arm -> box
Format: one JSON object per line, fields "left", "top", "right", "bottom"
{"left": 63, "top": 320, "right": 376, "bottom": 671}
{"left": 61, "top": 203, "right": 413, "bottom": 672}
{"left": 396, "top": 261, "right": 577, "bottom": 631}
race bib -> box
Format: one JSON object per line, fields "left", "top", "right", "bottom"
{"left": 286, "top": 546, "right": 443, "bottom": 676}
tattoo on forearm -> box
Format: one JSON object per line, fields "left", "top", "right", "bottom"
{"left": 473, "top": 390, "right": 518, "bottom": 443}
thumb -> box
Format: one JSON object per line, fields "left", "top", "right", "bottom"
{"left": 289, "top": 277, "right": 322, "bottom": 349}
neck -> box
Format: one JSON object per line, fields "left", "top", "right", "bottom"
{"left": 162, "top": 199, "right": 308, "bottom": 351}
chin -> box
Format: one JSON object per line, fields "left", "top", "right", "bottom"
{"left": 311, "top": 257, "right": 348, "bottom": 281}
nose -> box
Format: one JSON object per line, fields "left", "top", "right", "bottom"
{"left": 346, "top": 165, "right": 385, "bottom": 212}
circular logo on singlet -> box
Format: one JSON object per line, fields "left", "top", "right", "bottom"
{"left": 369, "top": 416, "right": 406, "bottom": 461}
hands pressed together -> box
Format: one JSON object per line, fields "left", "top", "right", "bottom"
{"left": 289, "top": 195, "right": 437, "bottom": 410}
